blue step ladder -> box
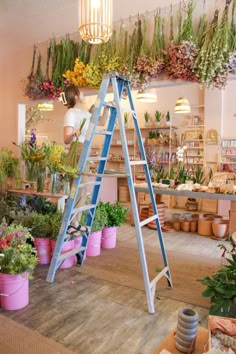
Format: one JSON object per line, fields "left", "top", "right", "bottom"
{"left": 46, "top": 72, "right": 173, "bottom": 314}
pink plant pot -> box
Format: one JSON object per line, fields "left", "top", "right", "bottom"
{"left": 34, "top": 238, "right": 51, "bottom": 265}
{"left": 101, "top": 226, "right": 117, "bottom": 249}
{"left": 86, "top": 231, "right": 102, "bottom": 257}
{"left": 51, "top": 240, "right": 76, "bottom": 269}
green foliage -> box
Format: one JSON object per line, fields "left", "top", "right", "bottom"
{"left": 165, "top": 111, "right": 170, "bottom": 122}
{"left": 155, "top": 166, "right": 168, "bottom": 182}
{"left": 49, "top": 212, "right": 63, "bottom": 240}
{"left": 192, "top": 166, "right": 205, "bottom": 184}
{"left": 19, "top": 213, "right": 51, "bottom": 238}
{"left": 103, "top": 201, "right": 129, "bottom": 227}
{"left": 0, "top": 148, "right": 19, "bottom": 190}
{"left": 155, "top": 110, "right": 161, "bottom": 122}
{"left": 144, "top": 112, "right": 150, "bottom": 123}
{"left": 198, "top": 240, "right": 236, "bottom": 316}
{"left": 91, "top": 202, "right": 108, "bottom": 232}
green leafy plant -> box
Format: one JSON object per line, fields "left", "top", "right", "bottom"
{"left": 165, "top": 111, "right": 170, "bottom": 122}
{"left": 19, "top": 213, "right": 51, "bottom": 239}
{"left": 103, "top": 201, "right": 129, "bottom": 227}
{"left": 0, "top": 223, "right": 38, "bottom": 276}
{"left": 198, "top": 238, "right": 236, "bottom": 317}
{"left": 192, "top": 166, "right": 205, "bottom": 184}
{"left": 0, "top": 148, "right": 19, "bottom": 191}
{"left": 49, "top": 211, "right": 63, "bottom": 240}
{"left": 91, "top": 202, "right": 108, "bottom": 232}
{"left": 144, "top": 112, "right": 150, "bottom": 124}
{"left": 155, "top": 110, "right": 161, "bottom": 123}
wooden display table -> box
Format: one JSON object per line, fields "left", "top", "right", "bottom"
{"left": 154, "top": 327, "right": 208, "bottom": 354}
{"left": 8, "top": 189, "right": 68, "bottom": 211}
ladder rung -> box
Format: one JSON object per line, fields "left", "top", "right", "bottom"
{"left": 104, "top": 102, "right": 116, "bottom": 108}
{"left": 72, "top": 204, "right": 96, "bottom": 214}
{"left": 78, "top": 181, "right": 101, "bottom": 188}
{"left": 140, "top": 214, "right": 159, "bottom": 227}
{"left": 81, "top": 172, "right": 130, "bottom": 178}
{"left": 95, "top": 129, "right": 112, "bottom": 135}
{"left": 150, "top": 266, "right": 171, "bottom": 287}
{"left": 59, "top": 247, "right": 86, "bottom": 261}
{"left": 88, "top": 157, "right": 107, "bottom": 162}
{"left": 130, "top": 160, "right": 147, "bottom": 166}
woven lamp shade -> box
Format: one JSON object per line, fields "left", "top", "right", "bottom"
{"left": 78, "top": 0, "right": 113, "bottom": 44}
{"left": 175, "top": 97, "right": 191, "bottom": 114}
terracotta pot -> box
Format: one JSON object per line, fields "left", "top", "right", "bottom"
{"left": 198, "top": 219, "right": 213, "bottom": 237}
{"left": 181, "top": 220, "right": 190, "bottom": 232}
{"left": 212, "top": 222, "right": 228, "bottom": 239}
{"left": 173, "top": 222, "right": 181, "bottom": 231}
{"left": 190, "top": 220, "right": 197, "bottom": 233}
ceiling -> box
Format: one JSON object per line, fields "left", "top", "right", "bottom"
{"left": 0, "top": 0, "right": 178, "bottom": 57}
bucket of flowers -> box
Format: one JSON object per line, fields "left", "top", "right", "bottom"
{"left": 0, "top": 223, "right": 38, "bottom": 310}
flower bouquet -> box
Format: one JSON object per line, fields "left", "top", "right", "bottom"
{"left": 0, "top": 223, "right": 38, "bottom": 310}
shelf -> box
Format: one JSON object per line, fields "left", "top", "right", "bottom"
{"left": 110, "top": 144, "right": 134, "bottom": 147}
{"left": 190, "top": 105, "right": 204, "bottom": 108}
{"left": 220, "top": 161, "right": 236, "bottom": 165}
{"left": 185, "top": 125, "right": 204, "bottom": 128}
{"left": 185, "top": 155, "right": 204, "bottom": 157}
{"left": 221, "top": 154, "right": 236, "bottom": 157}
{"left": 186, "top": 147, "right": 204, "bottom": 150}
{"left": 140, "top": 126, "right": 178, "bottom": 130}
{"left": 184, "top": 139, "right": 204, "bottom": 142}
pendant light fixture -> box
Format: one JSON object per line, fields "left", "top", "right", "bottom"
{"left": 175, "top": 97, "right": 191, "bottom": 114}
{"left": 78, "top": 0, "right": 113, "bottom": 44}
{"left": 136, "top": 89, "right": 157, "bottom": 103}
{"left": 37, "top": 102, "right": 54, "bottom": 111}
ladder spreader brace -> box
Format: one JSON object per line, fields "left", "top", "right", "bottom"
{"left": 46, "top": 72, "right": 173, "bottom": 314}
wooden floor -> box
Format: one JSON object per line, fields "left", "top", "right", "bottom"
{"left": 0, "top": 220, "right": 226, "bottom": 354}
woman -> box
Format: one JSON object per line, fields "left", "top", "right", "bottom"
{"left": 63, "top": 84, "right": 109, "bottom": 231}
{"left": 63, "top": 85, "right": 91, "bottom": 147}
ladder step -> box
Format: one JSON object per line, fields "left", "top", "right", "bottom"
{"left": 88, "top": 156, "right": 107, "bottom": 162}
{"left": 104, "top": 102, "right": 116, "bottom": 108}
{"left": 130, "top": 160, "right": 147, "bottom": 166}
{"left": 140, "top": 214, "right": 159, "bottom": 227}
{"left": 59, "top": 247, "right": 86, "bottom": 261}
{"left": 95, "top": 129, "right": 112, "bottom": 136}
{"left": 72, "top": 204, "right": 96, "bottom": 214}
{"left": 78, "top": 181, "right": 101, "bottom": 188}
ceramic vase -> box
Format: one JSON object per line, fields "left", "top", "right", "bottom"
{"left": 175, "top": 308, "right": 199, "bottom": 353}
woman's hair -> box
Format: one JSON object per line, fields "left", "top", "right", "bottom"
{"left": 64, "top": 85, "right": 80, "bottom": 109}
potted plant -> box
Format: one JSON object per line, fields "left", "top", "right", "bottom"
{"left": 101, "top": 201, "right": 129, "bottom": 249}
{"left": 27, "top": 213, "right": 52, "bottom": 265}
{"left": 165, "top": 111, "right": 171, "bottom": 126}
{"left": 198, "top": 238, "right": 236, "bottom": 317}
{"left": 0, "top": 223, "right": 38, "bottom": 310}
{"left": 155, "top": 110, "right": 161, "bottom": 126}
{"left": 144, "top": 112, "right": 150, "bottom": 127}
{"left": 86, "top": 202, "right": 108, "bottom": 256}
{"left": 0, "top": 148, "right": 19, "bottom": 191}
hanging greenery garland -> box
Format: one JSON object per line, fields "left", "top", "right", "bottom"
{"left": 24, "top": 0, "right": 236, "bottom": 99}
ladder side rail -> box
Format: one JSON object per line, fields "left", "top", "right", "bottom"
{"left": 126, "top": 81, "right": 172, "bottom": 285}
{"left": 112, "top": 76, "right": 155, "bottom": 313}
{"left": 78, "top": 76, "right": 112, "bottom": 227}
{"left": 47, "top": 77, "right": 111, "bottom": 282}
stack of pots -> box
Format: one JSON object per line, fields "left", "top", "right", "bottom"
{"left": 172, "top": 213, "right": 198, "bottom": 233}
{"left": 148, "top": 202, "right": 165, "bottom": 229}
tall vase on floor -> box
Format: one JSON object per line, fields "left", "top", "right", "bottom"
{"left": 175, "top": 308, "right": 199, "bottom": 353}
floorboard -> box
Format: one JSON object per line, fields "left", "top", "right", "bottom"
{"left": 0, "top": 222, "right": 224, "bottom": 354}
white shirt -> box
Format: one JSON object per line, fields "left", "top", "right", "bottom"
{"left": 64, "top": 107, "right": 91, "bottom": 143}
